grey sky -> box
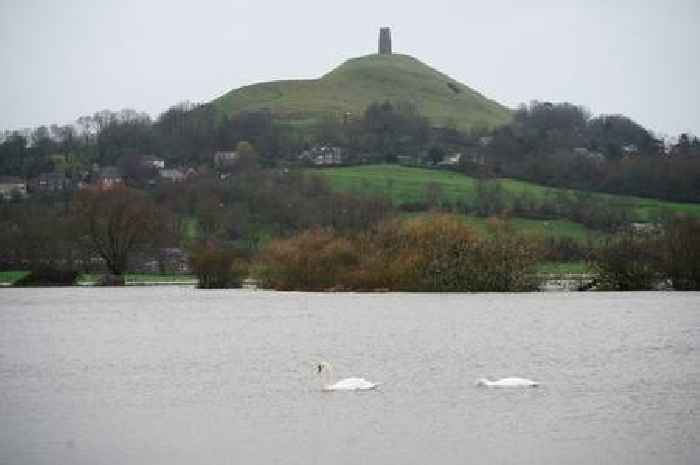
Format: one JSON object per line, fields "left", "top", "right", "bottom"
{"left": 1, "top": 0, "right": 698, "bottom": 137}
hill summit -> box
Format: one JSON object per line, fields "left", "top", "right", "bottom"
{"left": 212, "top": 31, "right": 511, "bottom": 130}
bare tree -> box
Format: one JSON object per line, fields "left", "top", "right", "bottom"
{"left": 72, "top": 187, "right": 176, "bottom": 280}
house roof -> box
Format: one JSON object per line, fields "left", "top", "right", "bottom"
{"left": 98, "top": 166, "right": 122, "bottom": 178}
{"left": 159, "top": 168, "right": 185, "bottom": 178}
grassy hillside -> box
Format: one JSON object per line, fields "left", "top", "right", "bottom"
{"left": 213, "top": 54, "right": 511, "bottom": 130}
{"left": 310, "top": 165, "right": 700, "bottom": 222}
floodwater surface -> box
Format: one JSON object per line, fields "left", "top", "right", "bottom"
{"left": 1, "top": 288, "right": 699, "bottom": 465}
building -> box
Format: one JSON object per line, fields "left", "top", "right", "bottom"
{"left": 158, "top": 168, "right": 186, "bottom": 183}
{"left": 379, "top": 27, "right": 392, "bottom": 55}
{"left": 573, "top": 147, "right": 605, "bottom": 162}
{"left": 30, "top": 172, "right": 70, "bottom": 193}
{"left": 299, "top": 146, "right": 344, "bottom": 165}
{"left": 214, "top": 151, "right": 239, "bottom": 168}
{"left": 140, "top": 155, "right": 165, "bottom": 170}
{"left": 437, "top": 153, "right": 462, "bottom": 167}
{"left": 0, "top": 176, "right": 27, "bottom": 200}
{"left": 95, "top": 166, "right": 123, "bottom": 190}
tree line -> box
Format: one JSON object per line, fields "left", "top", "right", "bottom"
{"left": 2, "top": 99, "right": 699, "bottom": 203}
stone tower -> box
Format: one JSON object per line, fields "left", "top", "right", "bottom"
{"left": 378, "top": 27, "right": 392, "bottom": 55}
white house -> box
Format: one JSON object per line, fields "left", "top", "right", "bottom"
{"left": 0, "top": 176, "right": 27, "bottom": 199}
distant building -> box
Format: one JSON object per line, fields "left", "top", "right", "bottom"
{"left": 214, "top": 151, "right": 239, "bottom": 168}
{"left": 573, "top": 147, "right": 605, "bottom": 162}
{"left": 95, "top": 166, "right": 123, "bottom": 190}
{"left": 622, "top": 144, "right": 638, "bottom": 155}
{"left": 140, "top": 155, "right": 165, "bottom": 169}
{"left": 0, "top": 176, "right": 27, "bottom": 199}
{"left": 158, "top": 168, "right": 186, "bottom": 183}
{"left": 299, "top": 146, "right": 343, "bottom": 165}
{"left": 479, "top": 136, "right": 493, "bottom": 147}
{"left": 30, "top": 172, "right": 70, "bottom": 193}
{"left": 461, "top": 152, "right": 487, "bottom": 165}
{"left": 437, "top": 153, "right": 462, "bottom": 167}
{"left": 379, "top": 27, "right": 392, "bottom": 55}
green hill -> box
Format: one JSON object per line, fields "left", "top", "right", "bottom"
{"left": 310, "top": 164, "right": 700, "bottom": 222}
{"left": 213, "top": 54, "right": 511, "bottom": 130}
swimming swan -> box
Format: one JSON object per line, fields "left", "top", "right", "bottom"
{"left": 316, "top": 362, "right": 380, "bottom": 391}
{"left": 475, "top": 377, "right": 539, "bottom": 388}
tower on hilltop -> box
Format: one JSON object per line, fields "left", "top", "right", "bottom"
{"left": 378, "top": 27, "right": 392, "bottom": 55}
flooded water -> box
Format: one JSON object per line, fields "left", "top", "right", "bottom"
{"left": 1, "top": 288, "right": 699, "bottom": 465}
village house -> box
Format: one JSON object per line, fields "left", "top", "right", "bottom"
{"left": 140, "top": 155, "right": 165, "bottom": 170}
{"left": 30, "top": 172, "right": 70, "bottom": 193}
{"left": 622, "top": 144, "right": 639, "bottom": 156}
{"left": 437, "top": 153, "right": 462, "bottom": 167}
{"left": 213, "top": 151, "right": 239, "bottom": 169}
{"left": 0, "top": 176, "right": 27, "bottom": 200}
{"left": 158, "top": 168, "right": 186, "bottom": 183}
{"left": 299, "top": 145, "right": 344, "bottom": 166}
{"left": 573, "top": 147, "right": 605, "bottom": 162}
{"left": 95, "top": 166, "right": 123, "bottom": 190}
{"left": 461, "top": 151, "right": 487, "bottom": 165}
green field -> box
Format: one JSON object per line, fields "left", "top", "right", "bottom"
{"left": 461, "top": 216, "right": 597, "bottom": 241}
{"left": 78, "top": 273, "right": 196, "bottom": 285}
{"left": 0, "top": 271, "right": 30, "bottom": 285}
{"left": 536, "top": 261, "right": 591, "bottom": 275}
{"left": 213, "top": 54, "right": 511, "bottom": 131}
{"left": 0, "top": 272, "right": 195, "bottom": 286}
{"left": 311, "top": 164, "right": 700, "bottom": 222}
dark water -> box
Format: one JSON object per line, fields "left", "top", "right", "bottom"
{"left": 1, "top": 288, "right": 698, "bottom": 465}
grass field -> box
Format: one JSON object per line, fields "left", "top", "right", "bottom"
{"left": 213, "top": 54, "right": 511, "bottom": 131}
{"left": 0, "top": 272, "right": 195, "bottom": 286}
{"left": 78, "top": 273, "right": 196, "bottom": 285}
{"left": 536, "top": 261, "right": 591, "bottom": 275}
{"left": 0, "top": 271, "right": 30, "bottom": 285}
{"left": 461, "top": 216, "right": 598, "bottom": 241}
{"left": 311, "top": 164, "right": 700, "bottom": 222}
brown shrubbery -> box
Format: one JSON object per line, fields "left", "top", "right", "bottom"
{"left": 189, "top": 245, "right": 248, "bottom": 289}
{"left": 254, "top": 214, "right": 541, "bottom": 292}
{"left": 589, "top": 217, "right": 700, "bottom": 291}
{"left": 255, "top": 228, "right": 358, "bottom": 291}
{"left": 590, "top": 230, "right": 662, "bottom": 291}
{"left": 661, "top": 218, "right": 700, "bottom": 290}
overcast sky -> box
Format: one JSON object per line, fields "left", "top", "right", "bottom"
{"left": 1, "top": 0, "right": 698, "bottom": 137}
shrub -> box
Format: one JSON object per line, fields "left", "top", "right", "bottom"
{"left": 662, "top": 217, "right": 700, "bottom": 290}
{"left": 254, "top": 214, "right": 541, "bottom": 292}
{"left": 590, "top": 230, "right": 662, "bottom": 290}
{"left": 190, "top": 246, "right": 247, "bottom": 289}
{"left": 255, "top": 228, "right": 358, "bottom": 291}
{"left": 14, "top": 267, "right": 79, "bottom": 286}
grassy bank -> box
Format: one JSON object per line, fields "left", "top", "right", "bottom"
{"left": 0, "top": 271, "right": 30, "bottom": 285}
{"left": 311, "top": 164, "right": 700, "bottom": 221}
{"left": 536, "top": 261, "right": 590, "bottom": 275}
{"left": 0, "top": 272, "right": 195, "bottom": 286}
{"left": 78, "top": 273, "right": 196, "bottom": 285}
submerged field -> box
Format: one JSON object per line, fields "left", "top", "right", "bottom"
{"left": 311, "top": 164, "right": 700, "bottom": 221}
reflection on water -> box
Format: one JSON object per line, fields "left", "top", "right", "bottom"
{"left": 1, "top": 288, "right": 699, "bottom": 465}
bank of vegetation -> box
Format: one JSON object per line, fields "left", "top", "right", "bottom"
{"left": 1, "top": 89, "right": 699, "bottom": 291}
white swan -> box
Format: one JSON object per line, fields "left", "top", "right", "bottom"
{"left": 316, "top": 362, "right": 380, "bottom": 391}
{"left": 476, "top": 377, "right": 539, "bottom": 388}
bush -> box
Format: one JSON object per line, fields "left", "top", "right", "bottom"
{"left": 590, "top": 230, "right": 662, "bottom": 290}
{"left": 662, "top": 218, "right": 700, "bottom": 290}
{"left": 254, "top": 228, "right": 358, "bottom": 291}
{"left": 254, "top": 214, "right": 541, "bottom": 292}
{"left": 190, "top": 246, "right": 247, "bottom": 289}
{"left": 14, "top": 267, "right": 79, "bottom": 286}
